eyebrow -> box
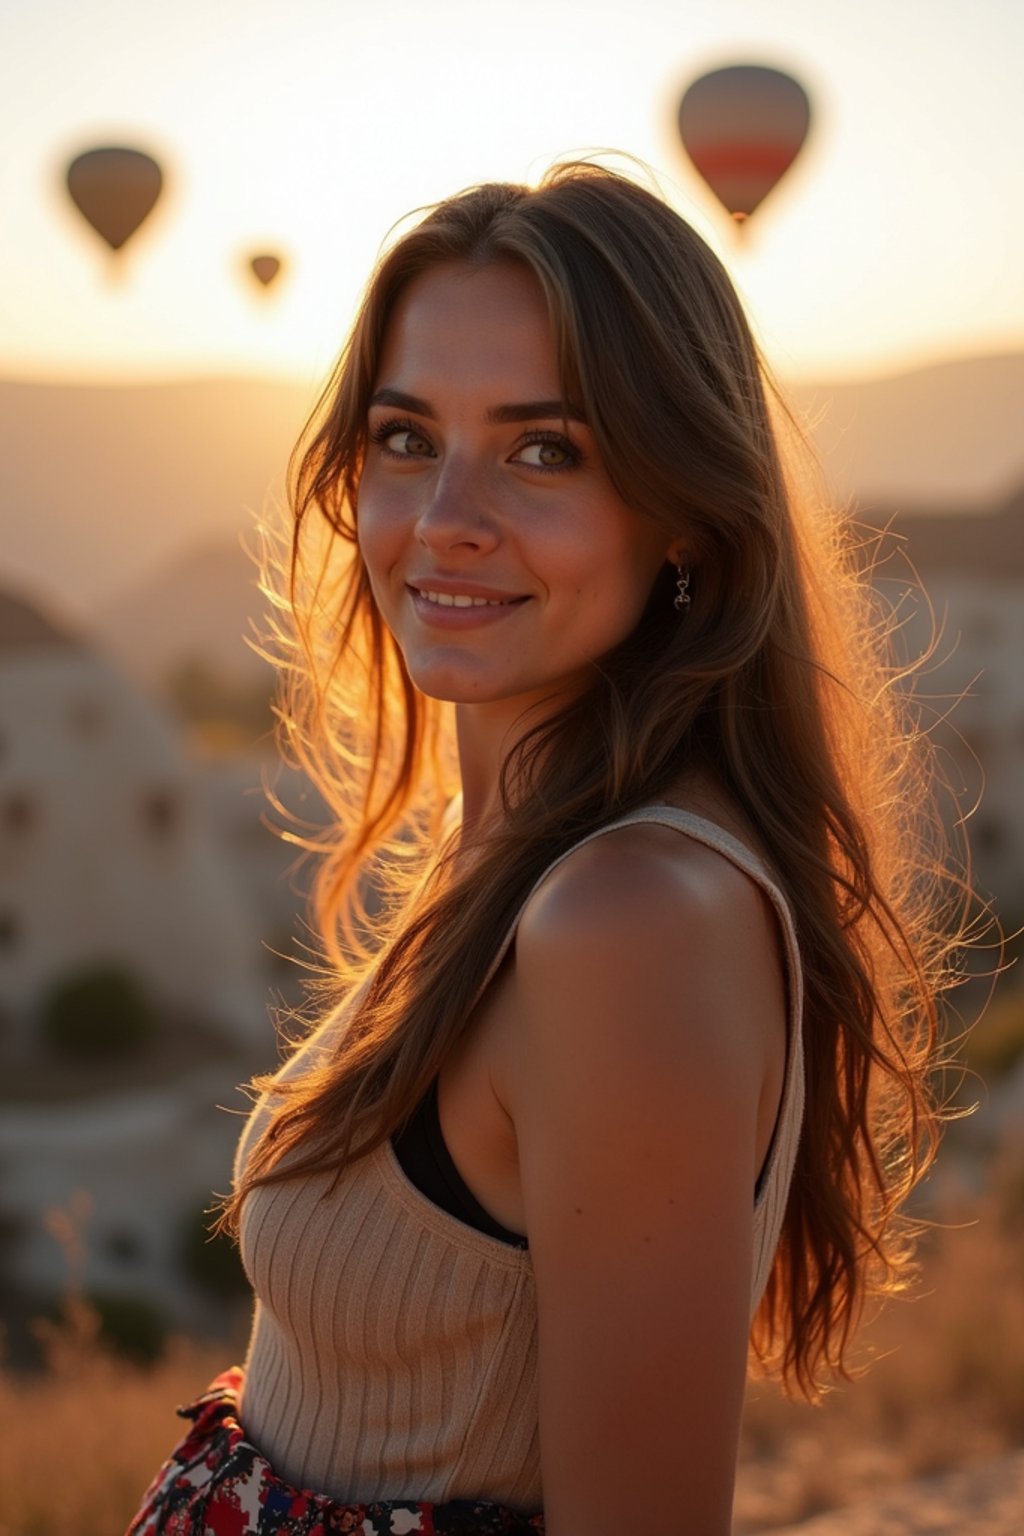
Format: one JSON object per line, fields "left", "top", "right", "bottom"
{"left": 368, "top": 387, "right": 587, "bottom": 425}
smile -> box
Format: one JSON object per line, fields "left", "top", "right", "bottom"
{"left": 407, "top": 584, "right": 529, "bottom": 629}
{"left": 415, "top": 588, "right": 520, "bottom": 608}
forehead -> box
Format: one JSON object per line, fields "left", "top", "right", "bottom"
{"left": 375, "top": 261, "right": 561, "bottom": 395}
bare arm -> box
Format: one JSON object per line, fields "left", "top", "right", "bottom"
{"left": 508, "top": 825, "right": 787, "bottom": 1536}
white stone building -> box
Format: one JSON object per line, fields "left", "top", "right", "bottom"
{"left": 0, "top": 585, "right": 280, "bottom": 1331}
{"left": 0, "top": 1070, "right": 250, "bottom": 1335}
{"left": 0, "top": 586, "right": 273, "bottom": 1056}
{"left": 878, "top": 487, "right": 1024, "bottom": 923}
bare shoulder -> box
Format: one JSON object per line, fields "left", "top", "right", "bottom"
{"left": 519, "top": 818, "right": 774, "bottom": 961}
{"left": 513, "top": 819, "right": 785, "bottom": 1077}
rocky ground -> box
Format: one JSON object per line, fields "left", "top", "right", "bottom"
{"left": 764, "top": 1450, "right": 1024, "bottom": 1536}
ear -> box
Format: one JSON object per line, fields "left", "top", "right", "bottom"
{"left": 666, "top": 544, "right": 688, "bottom": 566}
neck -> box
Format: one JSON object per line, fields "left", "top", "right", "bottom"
{"left": 453, "top": 689, "right": 570, "bottom": 834}
{"left": 454, "top": 703, "right": 519, "bottom": 834}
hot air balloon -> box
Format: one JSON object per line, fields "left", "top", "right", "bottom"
{"left": 248, "top": 253, "right": 283, "bottom": 289}
{"left": 65, "top": 146, "right": 164, "bottom": 253}
{"left": 677, "top": 65, "right": 811, "bottom": 224}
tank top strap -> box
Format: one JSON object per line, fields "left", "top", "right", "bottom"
{"left": 473, "top": 803, "right": 801, "bottom": 1011}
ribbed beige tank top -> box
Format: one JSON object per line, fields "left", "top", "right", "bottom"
{"left": 234, "top": 806, "right": 805, "bottom": 1508}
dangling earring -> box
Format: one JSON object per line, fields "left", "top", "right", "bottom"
{"left": 673, "top": 562, "right": 691, "bottom": 613}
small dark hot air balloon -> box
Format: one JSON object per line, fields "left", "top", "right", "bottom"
{"left": 677, "top": 65, "right": 811, "bottom": 224}
{"left": 248, "top": 253, "right": 283, "bottom": 289}
{"left": 65, "top": 146, "right": 164, "bottom": 253}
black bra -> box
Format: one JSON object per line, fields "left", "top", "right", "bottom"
{"left": 391, "top": 1078, "right": 528, "bottom": 1249}
{"left": 392, "top": 1075, "right": 770, "bottom": 1251}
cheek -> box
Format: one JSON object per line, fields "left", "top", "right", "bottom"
{"left": 578, "top": 514, "right": 666, "bottom": 615}
{"left": 355, "top": 528, "right": 402, "bottom": 636}
{"left": 355, "top": 491, "right": 402, "bottom": 582}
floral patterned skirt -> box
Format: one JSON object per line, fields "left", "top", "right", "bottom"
{"left": 126, "top": 1366, "right": 545, "bottom": 1535}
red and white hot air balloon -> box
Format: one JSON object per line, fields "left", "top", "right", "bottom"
{"left": 677, "top": 65, "right": 811, "bottom": 224}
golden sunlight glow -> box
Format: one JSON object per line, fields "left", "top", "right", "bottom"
{"left": 3, "top": 0, "right": 1023, "bottom": 385}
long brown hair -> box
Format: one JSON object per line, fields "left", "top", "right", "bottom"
{"left": 223, "top": 162, "right": 967, "bottom": 1398}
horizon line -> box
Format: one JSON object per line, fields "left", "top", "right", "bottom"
{"left": 2, "top": 340, "right": 1024, "bottom": 394}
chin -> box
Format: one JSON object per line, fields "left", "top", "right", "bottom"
{"left": 404, "top": 661, "right": 532, "bottom": 708}
{"left": 404, "top": 663, "right": 497, "bottom": 704}
{"left": 412, "top": 677, "right": 513, "bottom": 706}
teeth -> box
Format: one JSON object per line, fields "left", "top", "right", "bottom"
{"left": 417, "top": 589, "right": 512, "bottom": 607}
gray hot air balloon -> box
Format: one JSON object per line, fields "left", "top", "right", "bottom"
{"left": 65, "top": 146, "right": 164, "bottom": 252}
{"left": 677, "top": 65, "right": 811, "bottom": 223}
{"left": 248, "top": 253, "right": 283, "bottom": 289}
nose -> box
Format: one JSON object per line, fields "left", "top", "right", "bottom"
{"left": 413, "top": 457, "right": 500, "bottom": 555}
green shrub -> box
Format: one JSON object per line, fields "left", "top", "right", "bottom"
{"left": 86, "top": 1290, "right": 168, "bottom": 1365}
{"left": 41, "top": 964, "right": 156, "bottom": 1058}
{"left": 178, "top": 1203, "right": 249, "bottom": 1299}
{"left": 164, "top": 658, "right": 275, "bottom": 741}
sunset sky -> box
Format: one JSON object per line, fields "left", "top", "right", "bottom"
{"left": 3, "top": 0, "right": 1022, "bottom": 386}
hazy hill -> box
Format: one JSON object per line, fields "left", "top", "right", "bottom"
{"left": 91, "top": 535, "right": 278, "bottom": 691}
{"left": 2, "top": 354, "right": 1022, "bottom": 645}
{"left": 787, "top": 351, "right": 1024, "bottom": 510}
{"left": 0, "top": 375, "right": 314, "bottom": 624}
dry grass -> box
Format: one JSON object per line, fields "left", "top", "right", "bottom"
{"left": 0, "top": 1305, "right": 227, "bottom": 1536}
{"left": 734, "top": 1158, "right": 1024, "bottom": 1531}
{"left": 0, "top": 1162, "right": 1021, "bottom": 1536}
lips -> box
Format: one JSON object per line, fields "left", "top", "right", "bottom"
{"left": 405, "top": 582, "right": 530, "bottom": 628}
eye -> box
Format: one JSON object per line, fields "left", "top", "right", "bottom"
{"left": 369, "top": 417, "right": 436, "bottom": 459}
{"left": 512, "top": 432, "right": 582, "bottom": 473}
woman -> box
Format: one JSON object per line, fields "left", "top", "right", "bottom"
{"left": 128, "top": 162, "right": 958, "bottom": 1536}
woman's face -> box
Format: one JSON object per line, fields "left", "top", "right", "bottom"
{"left": 357, "top": 260, "right": 675, "bottom": 714}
